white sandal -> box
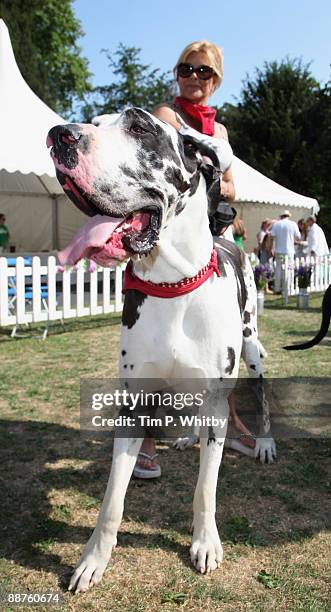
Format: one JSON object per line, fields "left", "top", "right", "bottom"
{"left": 133, "top": 451, "right": 161, "bottom": 479}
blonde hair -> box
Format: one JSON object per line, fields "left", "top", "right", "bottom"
{"left": 232, "top": 217, "right": 247, "bottom": 240}
{"left": 173, "top": 40, "right": 224, "bottom": 91}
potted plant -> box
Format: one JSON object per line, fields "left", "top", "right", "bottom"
{"left": 295, "top": 264, "right": 312, "bottom": 310}
{"left": 253, "top": 264, "right": 273, "bottom": 314}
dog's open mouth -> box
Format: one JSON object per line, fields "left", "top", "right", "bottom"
{"left": 57, "top": 175, "right": 161, "bottom": 268}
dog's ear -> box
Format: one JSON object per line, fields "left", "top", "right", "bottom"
{"left": 180, "top": 134, "right": 221, "bottom": 169}
{"left": 178, "top": 134, "right": 203, "bottom": 173}
{"left": 200, "top": 163, "right": 223, "bottom": 217}
{"left": 178, "top": 134, "right": 223, "bottom": 216}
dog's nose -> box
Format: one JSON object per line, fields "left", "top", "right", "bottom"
{"left": 47, "top": 124, "right": 82, "bottom": 148}
{"left": 47, "top": 124, "right": 85, "bottom": 170}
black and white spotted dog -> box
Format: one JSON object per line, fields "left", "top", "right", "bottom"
{"left": 47, "top": 108, "right": 275, "bottom": 593}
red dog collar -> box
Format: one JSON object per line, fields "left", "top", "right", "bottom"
{"left": 123, "top": 248, "right": 220, "bottom": 298}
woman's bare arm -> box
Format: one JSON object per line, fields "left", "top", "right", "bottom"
{"left": 152, "top": 105, "right": 181, "bottom": 130}
{"left": 221, "top": 167, "right": 235, "bottom": 202}
{"left": 214, "top": 123, "right": 235, "bottom": 201}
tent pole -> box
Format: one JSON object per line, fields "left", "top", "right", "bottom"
{"left": 36, "top": 175, "right": 60, "bottom": 250}
{"left": 52, "top": 195, "right": 59, "bottom": 250}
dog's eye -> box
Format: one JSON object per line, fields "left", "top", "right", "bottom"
{"left": 129, "top": 124, "right": 149, "bottom": 135}
{"left": 184, "top": 144, "right": 197, "bottom": 157}
{"left": 184, "top": 143, "right": 197, "bottom": 156}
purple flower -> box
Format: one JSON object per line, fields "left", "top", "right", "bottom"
{"left": 254, "top": 263, "right": 274, "bottom": 289}
{"left": 295, "top": 264, "right": 312, "bottom": 288}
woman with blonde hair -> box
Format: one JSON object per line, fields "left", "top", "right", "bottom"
{"left": 153, "top": 40, "right": 235, "bottom": 203}
{"left": 133, "top": 40, "right": 253, "bottom": 479}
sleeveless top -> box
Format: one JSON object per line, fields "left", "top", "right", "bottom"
{"left": 233, "top": 234, "right": 244, "bottom": 249}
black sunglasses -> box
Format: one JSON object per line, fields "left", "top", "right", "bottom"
{"left": 177, "top": 63, "right": 215, "bottom": 81}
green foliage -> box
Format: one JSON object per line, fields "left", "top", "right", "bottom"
{"left": 256, "top": 570, "right": 282, "bottom": 589}
{"left": 224, "top": 516, "right": 266, "bottom": 546}
{"left": 0, "top": 0, "right": 91, "bottom": 116}
{"left": 161, "top": 591, "right": 187, "bottom": 604}
{"left": 81, "top": 43, "right": 173, "bottom": 121}
{"left": 217, "top": 59, "right": 331, "bottom": 240}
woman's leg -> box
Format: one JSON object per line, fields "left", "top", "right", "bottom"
{"left": 228, "top": 391, "right": 255, "bottom": 449}
{"left": 134, "top": 436, "right": 160, "bottom": 474}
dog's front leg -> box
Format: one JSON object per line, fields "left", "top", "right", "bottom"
{"left": 191, "top": 400, "right": 228, "bottom": 574}
{"left": 69, "top": 436, "right": 143, "bottom": 593}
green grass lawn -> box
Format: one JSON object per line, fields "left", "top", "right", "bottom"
{"left": 0, "top": 293, "right": 330, "bottom": 611}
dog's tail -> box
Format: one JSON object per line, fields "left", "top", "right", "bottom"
{"left": 283, "top": 284, "right": 331, "bottom": 350}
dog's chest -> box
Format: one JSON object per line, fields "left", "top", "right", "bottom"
{"left": 120, "top": 277, "right": 242, "bottom": 378}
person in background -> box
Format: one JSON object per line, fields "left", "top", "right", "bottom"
{"left": 270, "top": 211, "right": 301, "bottom": 294}
{"left": 295, "top": 218, "right": 309, "bottom": 257}
{"left": 306, "top": 215, "right": 329, "bottom": 256}
{"left": 256, "top": 219, "right": 271, "bottom": 258}
{"left": 0, "top": 214, "right": 10, "bottom": 253}
{"left": 259, "top": 227, "right": 274, "bottom": 294}
{"left": 133, "top": 40, "right": 238, "bottom": 478}
{"left": 259, "top": 221, "right": 274, "bottom": 264}
{"left": 232, "top": 217, "right": 247, "bottom": 250}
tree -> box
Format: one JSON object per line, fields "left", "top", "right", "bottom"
{"left": 81, "top": 43, "right": 173, "bottom": 121}
{"left": 217, "top": 59, "right": 331, "bottom": 239}
{"left": 307, "top": 79, "right": 331, "bottom": 236}
{"left": 1, "top": 0, "right": 91, "bottom": 117}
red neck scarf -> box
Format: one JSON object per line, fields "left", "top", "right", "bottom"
{"left": 123, "top": 248, "right": 220, "bottom": 298}
{"left": 175, "top": 96, "right": 216, "bottom": 136}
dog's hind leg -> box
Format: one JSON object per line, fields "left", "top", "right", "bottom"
{"left": 190, "top": 397, "right": 228, "bottom": 574}
{"left": 241, "top": 334, "right": 276, "bottom": 463}
{"left": 68, "top": 436, "right": 143, "bottom": 593}
{"left": 240, "top": 260, "right": 276, "bottom": 463}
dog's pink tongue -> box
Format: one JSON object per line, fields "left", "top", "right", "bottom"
{"left": 57, "top": 214, "right": 124, "bottom": 266}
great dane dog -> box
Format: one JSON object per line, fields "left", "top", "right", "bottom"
{"left": 47, "top": 108, "right": 275, "bottom": 593}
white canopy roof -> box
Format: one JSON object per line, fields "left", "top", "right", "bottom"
{"left": 0, "top": 19, "right": 65, "bottom": 177}
{"left": 232, "top": 156, "right": 318, "bottom": 211}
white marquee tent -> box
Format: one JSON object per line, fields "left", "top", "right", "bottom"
{"left": 0, "top": 19, "right": 319, "bottom": 253}
{"left": 232, "top": 157, "right": 319, "bottom": 249}
{"left": 0, "top": 19, "right": 86, "bottom": 253}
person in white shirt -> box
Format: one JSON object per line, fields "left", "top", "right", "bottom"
{"left": 306, "top": 216, "right": 329, "bottom": 256}
{"left": 270, "top": 211, "right": 301, "bottom": 293}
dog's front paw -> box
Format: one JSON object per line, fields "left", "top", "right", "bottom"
{"left": 254, "top": 437, "right": 277, "bottom": 464}
{"left": 68, "top": 532, "right": 116, "bottom": 593}
{"left": 190, "top": 513, "right": 223, "bottom": 574}
{"left": 173, "top": 434, "right": 199, "bottom": 450}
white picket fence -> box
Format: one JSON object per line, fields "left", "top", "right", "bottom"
{"left": 282, "top": 254, "right": 331, "bottom": 304}
{"left": 0, "top": 256, "right": 124, "bottom": 337}
{"left": 1, "top": 253, "right": 330, "bottom": 338}
{"left": 284, "top": 255, "right": 330, "bottom": 293}
{"left": 249, "top": 253, "right": 331, "bottom": 303}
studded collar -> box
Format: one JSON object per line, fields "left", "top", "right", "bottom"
{"left": 123, "top": 248, "right": 220, "bottom": 298}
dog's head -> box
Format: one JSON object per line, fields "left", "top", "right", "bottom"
{"left": 47, "top": 108, "right": 221, "bottom": 267}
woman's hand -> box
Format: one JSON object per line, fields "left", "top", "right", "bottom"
{"left": 221, "top": 171, "right": 235, "bottom": 202}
